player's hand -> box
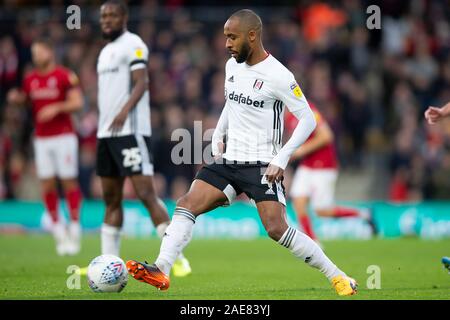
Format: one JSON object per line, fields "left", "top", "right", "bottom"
{"left": 424, "top": 106, "right": 445, "bottom": 124}
{"left": 213, "top": 141, "right": 225, "bottom": 160}
{"left": 264, "top": 164, "right": 284, "bottom": 184}
{"left": 37, "top": 104, "right": 60, "bottom": 122}
{"left": 7, "top": 88, "right": 26, "bottom": 106}
{"left": 109, "top": 110, "right": 128, "bottom": 131}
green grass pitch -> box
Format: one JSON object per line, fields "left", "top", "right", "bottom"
{"left": 0, "top": 234, "right": 449, "bottom": 300}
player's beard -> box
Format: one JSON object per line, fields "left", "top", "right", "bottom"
{"left": 102, "top": 29, "right": 123, "bottom": 41}
{"left": 235, "top": 41, "right": 251, "bottom": 64}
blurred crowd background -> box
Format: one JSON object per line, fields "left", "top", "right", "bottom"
{"left": 0, "top": 0, "right": 449, "bottom": 202}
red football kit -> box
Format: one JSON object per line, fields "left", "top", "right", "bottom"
{"left": 285, "top": 102, "right": 338, "bottom": 169}
{"left": 22, "top": 65, "right": 78, "bottom": 137}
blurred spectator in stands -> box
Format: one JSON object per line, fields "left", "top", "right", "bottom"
{"left": 0, "top": 36, "right": 19, "bottom": 102}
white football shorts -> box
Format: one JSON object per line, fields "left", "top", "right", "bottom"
{"left": 33, "top": 133, "right": 79, "bottom": 179}
{"left": 289, "top": 166, "right": 338, "bottom": 210}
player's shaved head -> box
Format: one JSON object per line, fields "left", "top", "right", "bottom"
{"left": 224, "top": 9, "right": 267, "bottom": 65}
{"left": 229, "top": 9, "right": 263, "bottom": 35}
{"left": 102, "top": 0, "right": 128, "bottom": 16}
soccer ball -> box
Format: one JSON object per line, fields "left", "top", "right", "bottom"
{"left": 87, "top": 254, "right": 128, "bottom": 293}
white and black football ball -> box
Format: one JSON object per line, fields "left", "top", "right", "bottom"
{"left": 87, "top": 254, "right": 128, "bottom": 293}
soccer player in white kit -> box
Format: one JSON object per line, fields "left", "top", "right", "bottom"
{"left": 94, "top": 0, "right": 190, "bottom": 277}
{"left": 127, "top": 9, "right": 357, "bottom": 296}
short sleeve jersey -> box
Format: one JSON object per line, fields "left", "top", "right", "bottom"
{"left": 97, "top": 31, "right": 151, "bottom": 138}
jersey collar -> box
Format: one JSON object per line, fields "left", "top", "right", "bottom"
{"left": 245, "top": 51, "right": 271, "bottom": 68}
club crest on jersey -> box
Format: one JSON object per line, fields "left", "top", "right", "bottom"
{"left": 290, "top": 82, "right": 303, "bottom": 98}
{"left": 31, "top": 79, "right": 39, "bottom": 89}
{"left": 253, "top": 79, "right": 264, "bottom": 92}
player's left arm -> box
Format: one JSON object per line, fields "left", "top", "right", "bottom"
{"left": 109, "top": 44, "right": 149, "bottom": 131}
{"left": 37, "top": 72, "right": 83, "bottom": 123}
{"left": 291, "top": 119, "right": 334, "bottom": 161}
{"left": 265, "top": 75, "right": 316, "bottom": 183}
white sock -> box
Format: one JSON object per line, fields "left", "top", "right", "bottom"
{"left": 52, "top": 221, "right": 67, "bottom": 243}
{"left": 156, "top": 221, "right": 186, "bottom": 261}
{"left": 278, "top": 226, "right": 345, "bottom": 281}
{"left": 155, "top": 221, "right": 169, "bottom": 239}
{"left": 68, "top": 221, "right": 81, "bottom": 243}
{"left": 65, "top": 221, "right": 82, "bottom": 255}
{"left": 101, "top": 224, "right": 121, "bottom": 257}
{"left": 155, "top": 207, "right": 195, "bottom": 275}
{"left": 52, "top": 222, "right": 68, "bottom": 256}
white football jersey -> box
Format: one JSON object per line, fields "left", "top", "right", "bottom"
{"left": 221, "top": 54, "right": 311, "bottom": 163}
{"left": 97, "top": 31, "right": 151, "bottom": 138}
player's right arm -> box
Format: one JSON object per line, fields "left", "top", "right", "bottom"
{"left": 212, "top": 60, "right": 233, "bottom": 159}
{"left": 290, "top": 116, "right": 334, "bottom": 161}
{"left": 211, "top": 104, "right": 229, "bottom": 159}
{"left": 8, "top": 73, "right": 33, "bottom": 107}
{"left": 425, "top": 102, "right": 450, "bottom": 124}
{"left": 6, "top": 88, "right": 27, "bottom": 107}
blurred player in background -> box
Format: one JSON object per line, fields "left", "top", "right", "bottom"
{"left": 94, "top": 0, "right": 190, "bottom": 277}
{"left": 424, "top": 102, "right": 450, "bottom": 274}
{"left": 285, "top": 103, "right": 375, "bottom": 242}
{"left": 126, "top": 9, "right": 357, "bottom": 296}
{"left": 7, "top": 38, "right": 83, "bottom": 256}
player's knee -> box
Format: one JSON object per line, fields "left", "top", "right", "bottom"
{"left": 316, "top": 208, "right": 332, "bottom": 217}
{"left": 134, "top": 187, "right": 156, "bottom": 202}
{"left": 105, "top": 201, "right": 122, "bottom": 212}
{"left": 296, "top": 208, "right": 308, "bottom": 217}
{"left": 293, "top": 200, "right": 308, "bottom": 216}
{"left": 61, "top": 178, "right": 78, "bottom": 191}
{"left": 176, "top": 194, "right": 194, "bottom": 212}
{"left": 176, "top": 193, "right": 205, "bottom": 216}
{"left": 265, "top": 224, "right": 285, "bottom": 242}
{"left": 41, "top": 179, "right": 57, "bottom": 193}
{"left": 316, "top": 209, "right": 326, "bottom": 217}
{"left": 103, "top": 191, "right": 122, "bottom": 209}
